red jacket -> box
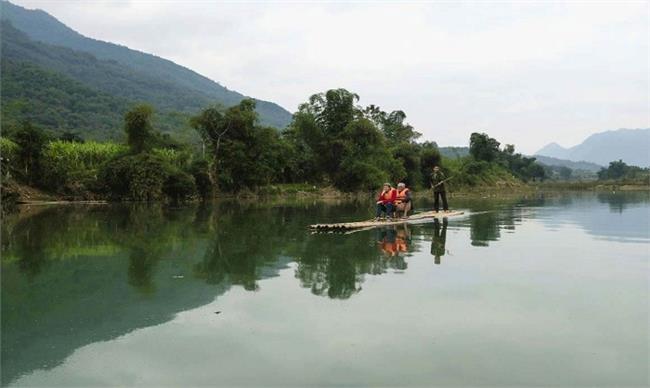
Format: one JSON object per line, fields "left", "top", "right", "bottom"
{"left": 377, "top": 188, "right": 397, "bottom": 204}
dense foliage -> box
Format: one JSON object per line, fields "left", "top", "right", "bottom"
{"left": 2, "top": 88, "right": 578, "bottom": 204}
{"left": 283, "top": 89, "right": 434, "bottom": 191}
{"left": 597, "top": 160, "right": 650, "bottom": 182}
{"left": 469, "top": 132, "right": 546, "bottom": 182}
{"left": 41, "top": 140, "right": 127, "bottom": 192}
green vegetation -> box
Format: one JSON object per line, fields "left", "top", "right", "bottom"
{"left": 0, "top": 88, "right": 566, "bottom": 204}
{"left": 597, "top": 160, "right": 649, "bottom": 184}
{"left": 41, "top": 140, "right": 127, "bottom": 192}
{"left": 0, "top": 12, "right": 292, "bottom": 136}
{"left": 430, "top": 132, "right": 546, "bottom": 190}
{"left": 535, "top": 159, "right": 649, "bottom": 188}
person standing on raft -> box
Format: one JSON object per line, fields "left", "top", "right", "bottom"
{"left": 430, "top": 166, "right": 449, "bottom": 213}
{"left": 375, "top": 183, "right": 397, "bottom": 221}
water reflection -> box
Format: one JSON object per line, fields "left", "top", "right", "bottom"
{"left": 1, "top": 192, "right": 648, "bottom": 386}
{"left": 597, "top": 191, "right": 649, "bottom": 213}
{"left": 535, "top": 191, "right": 650, "bottom": 243}
{"left": 430, "top": 218, "right": 448, "bottom": 265}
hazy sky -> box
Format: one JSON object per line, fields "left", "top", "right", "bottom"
{"left": 13, "top": 0, "right": 649, "bottom": 153}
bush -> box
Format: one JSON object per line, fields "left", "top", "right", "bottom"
{"left": 100, "top": 153, "right": 171, "bottom": 201}
{"left": 163, "top": 170, "right": 197, "bottom": 203}
{"left": 190, "top": 159, "right": 213, "bottom": 200}
{"left": 100, "top": 153, "right": 199, "bottom": 202}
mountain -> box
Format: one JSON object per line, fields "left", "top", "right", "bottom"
{"left": 0, "top": 1, "right": 293, "bottom": 139}
{"left": 535, "top": 142, "right": 569, "bottom": 159}
{"left": 535, "top": 128, "right": 650, "bottom": 167}
{"left": 533, "top": 155, "right": 602, "bottom": 173}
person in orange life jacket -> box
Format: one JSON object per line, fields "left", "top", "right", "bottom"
{"left": 394, "top": 182, "right": 412, "bottom": 219}
{"left": 375, "top": 183, "right": 396, "bottom": 221}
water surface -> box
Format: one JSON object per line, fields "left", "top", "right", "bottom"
{"left": 2, "top": 192, "right": 648, "bottom": 387}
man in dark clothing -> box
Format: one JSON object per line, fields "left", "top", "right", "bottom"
{"left": 430, "top": 218, "right": 448, "bottom": 265}
{"left": 430, "top": 166, "right": 449, "bottom": 212}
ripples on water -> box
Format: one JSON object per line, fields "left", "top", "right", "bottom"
{"left": 1, "top": 192, "right": 648, "bottom": 387}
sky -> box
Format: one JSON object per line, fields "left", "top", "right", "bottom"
{"left": 13, "top": 0, "right": 650, "bottom": 153}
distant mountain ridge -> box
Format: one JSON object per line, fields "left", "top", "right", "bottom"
{"left": 536, "top": 128, "right": 650, "bottom": 167}
{"left": 532, "top": 155, "right": 602, "bottom": 173}
{"left": 0, "top": 1, "right": 293, "bottom": 138}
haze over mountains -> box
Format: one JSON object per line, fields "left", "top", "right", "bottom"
{"left": 535, "top": 128, "right": 650, "bottom": 167}
{"left": 0, "top": 1, "right": 292, "bottom": 140}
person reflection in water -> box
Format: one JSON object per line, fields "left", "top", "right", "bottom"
{"left": 430, "top": 218, "right": 448, "bottom": 265}
{"left": 378, "top": 228, "right": 398, "bottom": 256}
{"left": 378, "top": 225, "right": 411, "bottom": 257}
{"left": 378, "top": 226, "right": 410, "bottom": 270}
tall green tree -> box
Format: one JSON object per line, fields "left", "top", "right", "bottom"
{"left": 469, "top": 132, "right": 501, "bottom": 162}
{"left": 11, "top": 121, "right": 50, "bottom": 184}
{"left": 288, "top": 89, "right": 412, "bottom": 191}
{"left": 124, "top": 104, "right": 154, "bottom": 153}
{"left": 192, "top": 99, "right": 286, "bottom": 191}
{"left": 598, "top": 160, "right": 630, "bottom": 180}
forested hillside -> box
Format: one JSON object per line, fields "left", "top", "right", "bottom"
{"left": 0, "top": 1, "right": 292, "bottom": 137}
{"left": 1, "top": 59, "right": 129, "bottom": 139}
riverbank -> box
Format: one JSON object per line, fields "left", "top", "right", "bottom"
{"left": 3, "top": 179, "right": 649, "bottom": 208}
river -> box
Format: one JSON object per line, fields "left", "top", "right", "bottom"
{"left": 1, "top": 192, "right": 648, "bottom": 387}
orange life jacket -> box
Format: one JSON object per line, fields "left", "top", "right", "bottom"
{"left": 396, "top": 237, "right": 408, "bottom": 252}
{"left": 379, "top": 188, "right": 396, "bottom": 202}
{"left": 381, "top": 241, "right": 397, "bottom": 256}
{"left": 396, "top": 188, "right": 410, "bottom": 202}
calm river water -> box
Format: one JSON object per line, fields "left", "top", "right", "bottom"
{"left": 1, "top": 192, "right": 648, "bottom": 387}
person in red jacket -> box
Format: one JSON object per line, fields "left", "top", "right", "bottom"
{"left": 375, "top": 183, "right": 397, "bottom": 221}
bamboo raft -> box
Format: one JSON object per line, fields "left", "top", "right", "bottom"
{"left": 309, "top": 210, "right": 464, "bottom": 231}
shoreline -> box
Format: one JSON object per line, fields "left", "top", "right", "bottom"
{"left": 5, "top": 182, "right": 649, "bottom": 208}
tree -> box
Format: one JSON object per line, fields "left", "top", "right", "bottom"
{"left": 287, "top": 88, "right": 424, "bottom": 191}
{"left": 469, "top": 132, "right": 500, "bottom": 162}
{"left": 525, "top": 163, "right": 547, "bottom": 182}
{"left": 124, "top": 104, "right": 154, "bottom": 153}
{"left": 192, "top": 99, "right": 288, "bottom": 191}
{"left": 11, "top": 121, "right": 50, "bottom": 184}
{"left": 419, "top": 141, "right": 442, "bottom": 185}
{"left": 598, "top": 160, "right": 629, "bottom": 180}
{"left": 558, "top": 166, "right": 572, "bottom": 180}
{"left": 289, "top": 89, "right": 360, "bottom": 179}
{"left": 332, "top": 118, "right": 404, "bottom": 191}
{"left": 379, "top": 110, "right": 421, "bottom": 145}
